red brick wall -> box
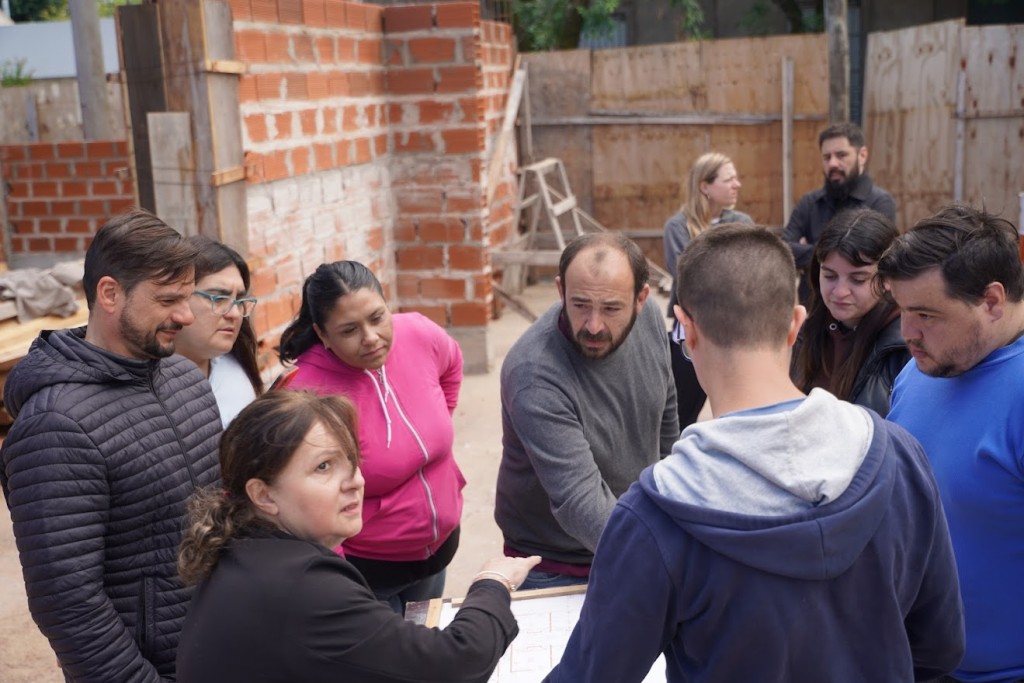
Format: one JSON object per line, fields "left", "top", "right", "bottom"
{"left": 230, "top": 0, "right": 394, "bottom": 353}
{"left": 386, "top": 2, "right": 490, "bottom": 329}
{"left": 479, "top": 19, "right": 517, "bottom": 262}
{"left": 232, "top": 0, "right": 518, "bottom": 371}
{"left": 0, "top": 141, "right": 134, "bottom": 261}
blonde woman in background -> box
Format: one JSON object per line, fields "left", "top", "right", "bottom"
{"left": 662, "top": 152, "right": 753, "bottom": 428}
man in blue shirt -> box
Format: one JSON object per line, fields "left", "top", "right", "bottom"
{"left": 881, "top": 204, "right": 1024, "bottom": 683}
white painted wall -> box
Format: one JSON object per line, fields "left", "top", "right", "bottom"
{"left": 0, "top": 17, "right": 119, "bottom": 79}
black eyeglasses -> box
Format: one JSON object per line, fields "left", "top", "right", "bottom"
{"left": 193, "top": 290, "right": 258, "bottom": 318}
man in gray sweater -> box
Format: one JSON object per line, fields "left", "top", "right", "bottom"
{"left": 495, "top": 232, "right": 678, "bottom": 590}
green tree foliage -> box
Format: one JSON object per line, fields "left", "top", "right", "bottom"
{"left": 1, "top": 58, "right": 34, "bottom": 86}
{"left": 9, "top": 0, "right": 139, "bottom": 22}
{"left": 769, "top": 0, "right": 823, "bottom": 32}
{"left": 10, "top": 0, "right": 67, "bottom": 21}
{"left": 513, "top": 0, "right": 709, "bottom": 51}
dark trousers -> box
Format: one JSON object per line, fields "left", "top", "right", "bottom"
{"left": 669, "top": 330, "right": 706, "bottom": 430}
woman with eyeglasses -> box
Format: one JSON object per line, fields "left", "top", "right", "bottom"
{"left": 663, "top": 152, "right": 753, "bottom": 428}
{"left": 176, "top": 236, "right": 263, "bottom": 426}
{"left": 275, "top": 261, "right": 465, "bottom": 614}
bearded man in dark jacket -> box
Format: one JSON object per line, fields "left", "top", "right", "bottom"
{"left": 1, "top": 210, "right": 222, "bottom": 682}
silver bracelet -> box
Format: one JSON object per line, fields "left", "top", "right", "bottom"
{"left": 472, "top": 570, "right": 517, "bottom": 592}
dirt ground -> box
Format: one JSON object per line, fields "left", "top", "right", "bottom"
{"left": 0, "top": 280, "right": 671, "bottom": 682}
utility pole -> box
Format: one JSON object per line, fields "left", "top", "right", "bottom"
{"left": 825, "top": 0, "right": 849, "bottom": 123}
{"left": 69, "top": 0, "right": 115, "bottom": 139}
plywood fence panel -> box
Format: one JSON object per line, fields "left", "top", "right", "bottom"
{"left": 592, "top": 125, "right": 710, "bottom": 231}
{"left": 703, "top": 34, "right": 828, "bottom": 115}
{"left": 960, "top": 24, "right": 1024, "bottom": 220}
{"left": 591, "top": 118, "right": 823, "bottom": 231}
{"left": 522, "top": 50, "right": 593, "bottom": 213}
{"left": 865, "top": 20, "right": 961, "bottom": 230}
{"left": 591, "top": 42, "right": 705, "bottom": 113}
{"left": 527, "top": 34, "right": 828, "bottom": 235}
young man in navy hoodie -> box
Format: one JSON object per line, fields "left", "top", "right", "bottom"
{"left": 546, "top": 223, "right": 964, "bottom": 683}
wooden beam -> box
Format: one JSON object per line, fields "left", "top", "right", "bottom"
{"left": 490, "top": 250, "right": 563, "bottom": 267}
{"left": 204, "top": 59, "right": 247, "bottom": 75}
{"left": 530, "top": 112, "right": 826, "bottom": 126}
{"left": 485, "top": 61, "right": 526, "bottom": 206}
{"left": 781, "top": 56, "right": 794, "bottom": 225}
{"left": 70, "top": 0, "right": 115, "bottom": 139}
{"left": 117, "top": 3, "right": 166, "bottom": 213}
{"left": 825, "top": 0, "right": 849, "bottom": 123}
{"left": 492, "top": 283, "right": 539, "bottom": 323}
{"left": 953, "top": 69, "right": 965, "bottom": 202}
{"left": 952, "top": 109, "right": 1024, "bottom": 120}
{"left": 149, "top": 111, "right": 197, "bottom": 235}
{"left": 210, "top": 165, "right": 247, "bottom": 187}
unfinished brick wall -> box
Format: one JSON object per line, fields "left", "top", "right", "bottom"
{"left": 479, "top": 19, "right": 517, "bottom": 263}
{"left": 0, "top": 141, "right": 134, "bottom": 267}
{"left": 231, "top": 0, "right": 393, "bottom": 370}
{"left": 232, "top": 0, "right": 516, "bottom": 373}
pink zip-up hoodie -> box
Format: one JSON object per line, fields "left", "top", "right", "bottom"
{"left": 287, "top": 312, "right": 465, "bottom": 562}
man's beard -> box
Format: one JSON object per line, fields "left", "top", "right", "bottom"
{"left": 824, "top": 160, "right": 862, "bottom": 202}
{"left": 572, "top": 306, "right": 639, "bottom": 360}
{"left": 119, "top": 310, "right": 181, "bottom": 359}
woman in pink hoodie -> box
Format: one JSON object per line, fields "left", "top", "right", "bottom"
{"left": 276, "top": 261, "right": 465, "bottom": 613}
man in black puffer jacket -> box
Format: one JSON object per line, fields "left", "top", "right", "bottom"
{"left": 1, "top": 210, "right": 222, "bottom": 682}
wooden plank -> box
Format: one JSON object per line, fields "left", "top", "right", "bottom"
{"left": 485, "top": 64, "right": 525, "bottom": 206}
{"left": 782, "top": 57, "right": 794, "bottom": 224}
{"left": 0, "top": 298, "right": 89, "bottom": 367}
{"left": 591, "top": 120, "right": 822, "bottom": 231}
{"left": 159, "top": 0, "right": 217, "bottom": 239}
{"left": 210, "top": 166, "right": 247, "bottom": 187}
{"left": 25, "top": 91, "right": 38, "bottom": 142}
{"left": 204, "top": 59, "right": 247, "bottom": 74}
{"left": 117, "top": 3, "right": 166, "bottom": 214}
{"left": 522, "top": 51, "right": 593, "bottom": 214}
{"left": 703, "top": 34, "right": 828, "bottom": 115}
{"left": 530, "top": 112, "right": 825, "bottom": 126}
{"left": 203, "top": 0, "right": 248, "bottom": 251}
{"left": 591, "top": 42, "right": 705, "bottom": 114}
{"left": 864, "top": 20, "right": 961, "bottom": 230}
{"left": 149, "top": 111, "right": 197, "bottom": 236}
{"left": 959, "top": 23, "right": 1024, "bottom": 220}
{"left": 490, "top": 250, "right": 563, "bottom": 266}
{"left": 0, "top": 155, "right": 7, "bottom": 269}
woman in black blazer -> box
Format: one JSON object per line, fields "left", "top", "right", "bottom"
{"left": 176, "top": 390, "right": 538, "bottom": 683}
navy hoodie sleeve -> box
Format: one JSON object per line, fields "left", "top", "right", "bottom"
{"left": 899, "top": 432, "right": 965, "bottom": 679}
{"left": 546, "top": 496, "right": 674, "bottom": 683}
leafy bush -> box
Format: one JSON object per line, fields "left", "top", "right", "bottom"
{"left": 1, "top": 59, "right": 34, "bottom": 87}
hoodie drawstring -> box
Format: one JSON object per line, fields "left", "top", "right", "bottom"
{"left": 366, "top": 367, "right": 393, "bottom": 447}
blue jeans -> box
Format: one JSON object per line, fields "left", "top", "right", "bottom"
{"left": 374, "top": 569, "right": 447, "bottom": 615}
{"left": 518, "top": 569, "right": 588, "bottom": 592}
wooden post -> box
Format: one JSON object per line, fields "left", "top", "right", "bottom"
{"left": 149, "top": 112, "right": 198, "bottom": 236}
{"left": 953, "top": 69, "right": 966, "bottom": 202}
{"left": 157, "top": 0, "right": 248, "bottom": 249}
{"left": 69, "top": 0, "right": 115, "bottom": 140}
{"left": 781, "top": 57, "right": 794, "bottom": 225}
{"left": 0, "top": 147, "right": 9, "bottom": 270}
{"left": 825, "top": 0, "right": 849, "bottom": 123}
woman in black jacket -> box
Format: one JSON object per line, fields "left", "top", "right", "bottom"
{"left": 793, "top": 208, "right": 910, "bottom": 416}
{"left": 176, "top": 390, "right": 539, "bottom": 683}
